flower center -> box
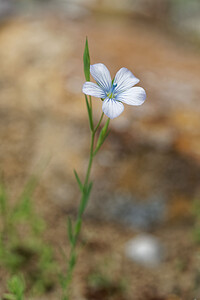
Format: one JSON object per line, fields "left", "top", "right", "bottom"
{"left": 107, "top": 83, "right": 117, "bottom": 99}
{"left": 107, "top": 92, "right": 115, "bottom": 99}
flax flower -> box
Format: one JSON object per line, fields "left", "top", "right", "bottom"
{"left": 82, "top": 63, "right": 146, "bottom": 119}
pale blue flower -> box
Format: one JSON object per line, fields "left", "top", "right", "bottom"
{"left": 82, "top": 63, "right": 146, "bottom": 119}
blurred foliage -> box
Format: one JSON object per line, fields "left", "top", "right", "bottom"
{"left": 3, "top": 275, "right": 25, "bottom": 300}
{"left": 0, "top": 176, "right": 57, "bottom": 296}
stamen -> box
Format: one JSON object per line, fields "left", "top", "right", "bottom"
{"left": 106, "top": 84, "right": 117, "bottom": 99}
{"left": 111, "top": 83, "right": 117, "bottom": 93}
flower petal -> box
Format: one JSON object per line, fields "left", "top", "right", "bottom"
{"left": 116, "top": 87, "right": 146, "bottom": 106}
{"left": 102, "top": 98, "right": 124, "bottom": 119}
{"left": 82, "top": 82, "right": 106, "bottom": 98}
{"left": 90, "top": 63, "right": 112, "bottom": 92}
{"left": 114, "top": 67, "right": 140, "bottom": 93}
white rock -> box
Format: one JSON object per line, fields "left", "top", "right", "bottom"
{"left": 125, "top": 234, "right": 164, "bottom": 267}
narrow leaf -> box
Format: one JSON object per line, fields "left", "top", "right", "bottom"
{"left": 74, "top": 219, "right": 82, "bottom": 236}
{"left": 78, "top": 181, "right": 93, "bottom": 217}
{"left": 69, "top": 252, "right": 77, "bottom": 269}
{"left": 74, "top": 170, "right": 83, "bottom": 192}
{"left": 67, "top": 217, "right": 74, "bottom": 246}
{"left": 94, "top": 119, "right": 110, "bottom": 154}
{"left": 85, "top": 95, "right": 93, "bottom": 131}
{"left": 82, "top": 181, "right": 93, "bottom": 213}
{"left": 83, "top": 37, "right": 90, "bottom": 81}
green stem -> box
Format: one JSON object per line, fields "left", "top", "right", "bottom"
{"left": 84, "top": 131, "right": 94, "bottom": 187}
{"left": 89, "top": 95, "right": 92, "bottom": 114}
{"left": 62, "top": 112, "right": 105, "bottom": 300}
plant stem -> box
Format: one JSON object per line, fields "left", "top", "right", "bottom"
{"left": 84, "top": 131, "right": 94, "bottom": 188}
{"left": 89, "top": 95, "right": 92, "bottom": 115}
{"left": 62, "top": 113, "right": 104, "bottom": 300}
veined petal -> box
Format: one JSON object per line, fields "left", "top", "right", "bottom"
{"left": 114, "top": 67, "right": 140, "bottom": 93}
{"left": 82, "top": 82, "right": 106, "bottom": 98}
{"left": 90, "top": 63, "right": 112, "bottom": 92}
{"left": 102, "top": 98, "right": 124, "bottom": 119}
{"left": 116, "top": 87, "right": 146, "bottom": 106}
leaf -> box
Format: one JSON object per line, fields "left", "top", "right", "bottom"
{"left": 94, "top": 119, "right": 110, "bottom": 155}
{"left": 85, "top": 95, "right": 93, "bottom": 131}
{"left": 6, "top": 275, "right": 25, "bottom": 300}
{"left": 83, "top": 37, "right": 90, "bottom": 81}
{"left": 83, "top": 38, "right": 93, "bottom": 130}
{"left": 78, "top": 181, "right": 93, "bottom": 217}
{"left": 69, "top": 252, "right": 76, "bottom": 269}
{"left": 74, "top": 219, "right": 82, "bottom": 236}
{"left": 81, "top": 181, "right": 93, "bottom": 214}
{"left": 74, "top": 170, "right": 83, "bottom": 192}
{"left": 67, "top": 217, "right": 74, "bottom": 246}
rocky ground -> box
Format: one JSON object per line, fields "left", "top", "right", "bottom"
{"left": 0, "top": 6, "right": 200, "bottom": 300}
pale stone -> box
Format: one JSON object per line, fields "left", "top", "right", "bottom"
{"left": 125, "top": 234, "right": 164, "bottom": 267}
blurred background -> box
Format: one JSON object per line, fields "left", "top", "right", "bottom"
{"left": 0, "top": 0, "right": 200, "bottom": 299}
